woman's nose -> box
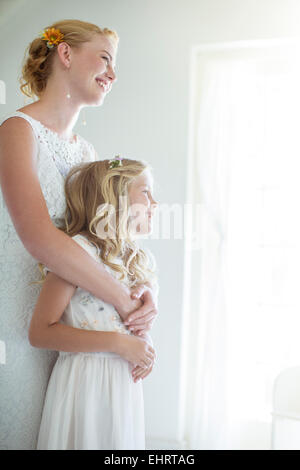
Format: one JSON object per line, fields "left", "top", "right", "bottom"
{"left": 107, "top": 65, "right": 117, "bottom": 83}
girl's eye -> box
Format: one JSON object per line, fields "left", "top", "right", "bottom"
{"left": 102, "top": 56, "right": 110, "bottom": 64}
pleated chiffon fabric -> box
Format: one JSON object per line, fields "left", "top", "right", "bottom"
{"left": 36, "top": 235, "right": 145, "bottom": 450}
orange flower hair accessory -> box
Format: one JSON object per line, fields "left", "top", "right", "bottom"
{"left": 41, "top": 27, "right": 64, "bottom": 49}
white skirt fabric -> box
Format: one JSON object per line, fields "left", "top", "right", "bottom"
{"left": 36, "top": 351, "right": 145, "bottom": 450}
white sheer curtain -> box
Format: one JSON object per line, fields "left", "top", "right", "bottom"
{"left": 181, "top": 41, "right": 300, "bottom": 450}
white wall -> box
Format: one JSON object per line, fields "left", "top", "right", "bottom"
{"left": 1, "top": 0, "right": 300, "bottom": 449}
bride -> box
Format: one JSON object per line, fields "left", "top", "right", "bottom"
{"left": 0, "top": 19, "right": 157, "bottom": 450}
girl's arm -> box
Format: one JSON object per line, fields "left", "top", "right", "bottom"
{"left": 28, "top": 271, "right": 155, "bottom": 369}
{"left": 131, "top": 332, "right": 155, "bottom": 382}
{"left": 0, "top": 118, "right": 142, "bottom": 319}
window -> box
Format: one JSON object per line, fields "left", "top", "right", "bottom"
{"left": 182, "top": 39, "right": 300, "bottom": 449}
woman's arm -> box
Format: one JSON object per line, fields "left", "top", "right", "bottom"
{"left": 28, "top": 271, "right": 155, "bottom": 369}
{"left": 0, "top": 118, "right": 140, "bottom": 319}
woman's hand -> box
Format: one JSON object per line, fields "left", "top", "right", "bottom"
{"left": 124, "top": 285, "right": 158, "bottom": 335}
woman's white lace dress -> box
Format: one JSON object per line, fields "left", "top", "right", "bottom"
{"left": 0, "top": 111, "right": 96, "bottom": 450}
{"left": 36, "top": 234, "right": 145, "bottom": 450}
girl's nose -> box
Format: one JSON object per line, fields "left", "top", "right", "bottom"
{"left": 151, "top": 198, "right": 158, "bottom": 209}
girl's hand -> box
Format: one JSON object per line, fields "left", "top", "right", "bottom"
{"left": 131, "top": 333, "right": 156, "bottom": 382}
{"left": 124, "top": 286, "right": 158, "bottom": 335}
{"left": 117, "top": 334, "right": 155, "bottom": 368}
{"left": 131, "top": 362, "right": 154, "bottom": 383}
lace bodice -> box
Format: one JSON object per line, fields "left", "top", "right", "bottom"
{"left": 0, "top": 111, "right": 96, "bottom": 228}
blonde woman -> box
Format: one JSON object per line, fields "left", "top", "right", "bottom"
{"left": 29, "top": 158, "right": 158, "bottom": 450}
{"left": 0, "top": 20, "right": 157, "bottom": 450}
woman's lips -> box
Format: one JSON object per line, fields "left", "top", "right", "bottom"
{"left": 95, "top": 78, "right": 109, "bottom": 92}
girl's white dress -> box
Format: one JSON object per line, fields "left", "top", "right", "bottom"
{"left": 0, "top": 111, "right": 95, "bottom": 449}
{"left": 36, "top": 234, "right": 145, "bottom": 450}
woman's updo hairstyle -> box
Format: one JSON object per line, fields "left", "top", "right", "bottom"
{"left": 20, "top": 19, "right": 119, "bottom": 99}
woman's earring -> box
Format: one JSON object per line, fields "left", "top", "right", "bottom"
{"left": 66, "top": 93, "right": 71, "bottom": 99}
{"left": 82, "top": 109, "right": 87, "bottom": 126}
{"left": 23, "top": 94, "right": 30, "bottom": 106}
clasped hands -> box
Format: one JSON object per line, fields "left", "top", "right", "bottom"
{"left": 124, "top": 285, "right": 158, "bottom": 383}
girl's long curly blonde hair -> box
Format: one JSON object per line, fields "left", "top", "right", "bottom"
{"left": 20, "top": 19, "right": 119, "bottom": 99}
{"left": 60, "top": 159, "right": 156, "bottom": 288}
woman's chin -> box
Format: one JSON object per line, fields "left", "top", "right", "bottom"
{"left": 91, "top": 98, "right": 105, "bottom": 107}
{"left": 84, "top": 92, "right": 106, "bottom": 107}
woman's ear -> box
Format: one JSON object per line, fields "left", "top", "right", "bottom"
{"left": 56, "top": 42, "right": 72, "bottom": 69}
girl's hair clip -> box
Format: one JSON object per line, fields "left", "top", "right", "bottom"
{"left": 108, "top": 155, "right": 124, "bottom": 169}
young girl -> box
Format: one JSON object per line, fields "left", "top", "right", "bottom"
{"left": 28, "top": 157, "right": 158, "bottom": 450}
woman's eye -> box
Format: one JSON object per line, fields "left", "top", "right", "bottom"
{"left": 102, "top": 56, "right": 109, "bottom": 63}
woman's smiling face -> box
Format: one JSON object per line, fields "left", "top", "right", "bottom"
{"left": 128, "top": 169, "right": 158, "bottom": 236}
{"left": 67, "top": 33, "right": 117, "bottom": 106}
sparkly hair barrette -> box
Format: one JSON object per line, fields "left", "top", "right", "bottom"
{"left": 108, "top": 155, "right": 124, "bottom": 169}
{"left": 40, "top": 27, "right": 64, "bottom": 49}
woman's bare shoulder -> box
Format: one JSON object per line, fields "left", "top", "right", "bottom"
{"left": 0, "top": 115, "right": 38, "bottom": 159}
{"left": 0, "top": 114, "right": 35, "bottom": 135}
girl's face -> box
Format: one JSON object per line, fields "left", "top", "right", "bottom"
{"left": 128, "top": 169, "right": 158, "bottom": 236}
{"left": 67, "top": 33, "right": 117, "bottom": 106}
